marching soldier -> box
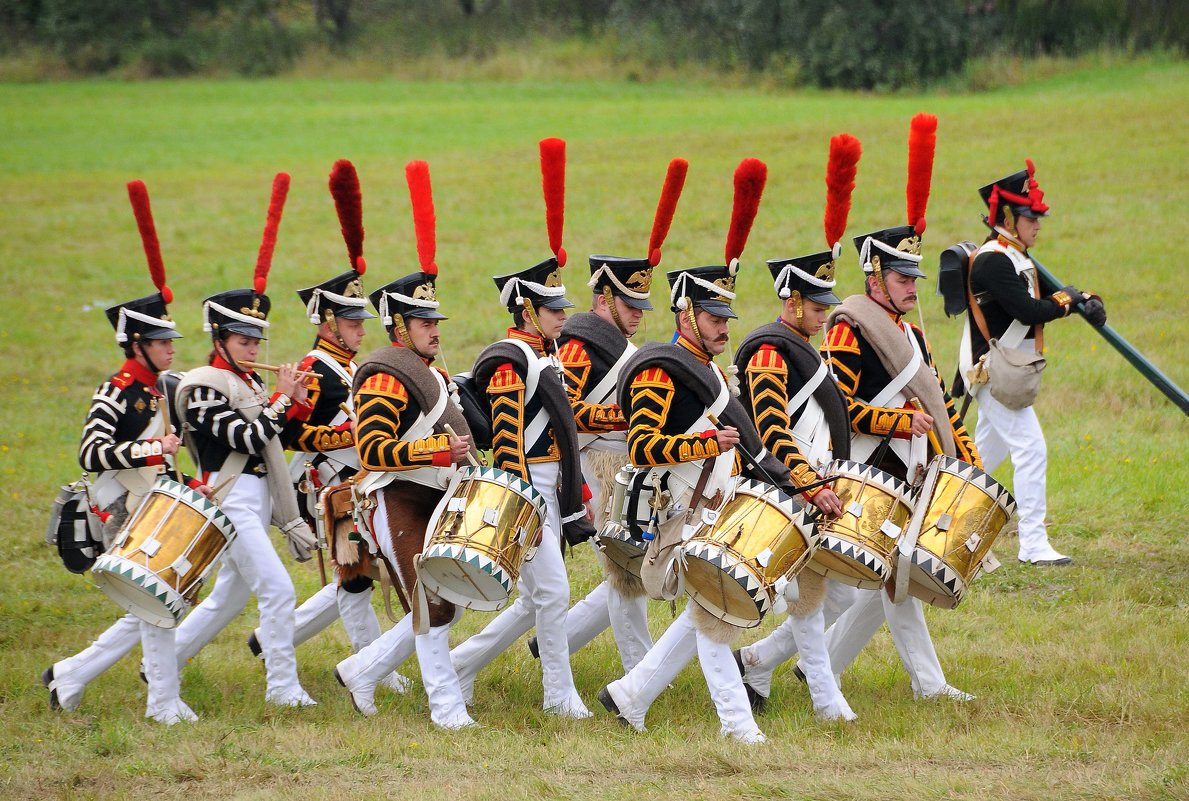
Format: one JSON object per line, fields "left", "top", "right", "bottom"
{"left": 597, "top": 158, "right": 790, "bottom": 744}
{"left": 733, "top": 134, "right": 861, "bottom": 720}
{"left": 957, "top": 160, "right": 1107, "bottom": 566}
{"left": 815, "top": 114, "right": 977, "bottom": 701}
{"left": 333, "top": 160, "right": 478, "bottom": 729}
{"left": 171, "top": 173, "right": 320, "bottom": 707}
{"left": 534, "top": 157, "right": 688, "bottom": 674}
{"left": 43, "top": 181, "right": 209, "bottom": 724}
{"left": 449, "top": 138, "right": 597, "bottom": 719}
{"left": 247, "top": 161, "right": 408, "bottom": 696}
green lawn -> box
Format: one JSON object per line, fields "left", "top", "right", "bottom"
{"left": 1, "top": 60, "right": 1187, "bottom": 801}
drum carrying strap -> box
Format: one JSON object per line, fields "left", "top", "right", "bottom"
{"left": 576, "top": 342, "right": 638, "bottom": 452}
{"left": 851, "top": 323, "right": 927, "bottom": 477}
{"left": 502, "top": 338, "right": 552, "bottom": 454}
{"left": 355, "top": 369, "right": 455, "bottom": 496}
{"left": 787, "top": 359, "right": 831, "bottom": 471}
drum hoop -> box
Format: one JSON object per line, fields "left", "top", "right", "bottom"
{"left": 827, "top": 459, "right": 914, "bottom": 506}
{"left": 457, "top": 465, "right": 546, "bottom": 512}
{"left": 145, "top": 476, "right": 237, "bottom": 538}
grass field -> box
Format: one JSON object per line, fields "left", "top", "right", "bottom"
{"left": 1, "top": 59, "right": 1187, "bottom": 801}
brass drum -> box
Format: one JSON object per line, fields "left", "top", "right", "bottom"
{"left": 808, "top": 459, "right": 914, "bottom": 589}
{"left": 418, "top": 465, "right": 546, "bottom": 612}
{"left": 92, "top": 478, "right": 237, "bottom": 628}
{"left": 899, "top": 455, "right": 1015, "bottom": 609}
{"left": 594, "top": 465, "right": 658, "bottom": 579}
{"left": 682, "top": 479, "right": 818, "bottom": 628}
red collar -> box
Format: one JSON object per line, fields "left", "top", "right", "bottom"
{"left": 119, "top": 358, "right": 163, "bottom": 394}
{"left": 506, "top": 327, "right": 547, "bottom": 356}
{"left": 211, "top": 354, "right": 255, "bottom": 382}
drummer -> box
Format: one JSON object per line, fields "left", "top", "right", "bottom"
{"left": 43, "top": 181, "right": 210, "bottom": 724}
{"left": 249, "top": 161, "right": 409, "bottom": 695}
{"left": 596, "top": 159, "right": 793, "bottom": 744}
{"left": 537, "top": 159, "right": 688, "bottom": 675}
{"left": 171, "top": 174, "right": 320, "bottom": 708}
{"left": 448, "top": 138, "right": 597, "bottom": 719}
{"left": 816, "top": 119, "right": 981, "bottom": 701}
{"left": 732, "top": 134, "right": 861, "bottom": 720}
{"left": 334, "top": 160, "right": 478, "bottom": 730}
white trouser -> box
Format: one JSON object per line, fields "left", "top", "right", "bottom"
{"left": 561, "top": 543, "right": 653, "bottom": 673}
{"left": 451, "top": 461, "right": 582, "bottom": 709}
{"left": 740, "top": 579, "right": 859, "bottom": 701}
{"left": 270, "top": 564, "right": 381, "bottom": 654}
{"left": 50, "top": 612, "right": 187, "bottom": 716}
{"left": 819, "top": 589, "right": 948, "bottom": 697}
{"left": 335, "top": 485, "right": 463, "bottom": 723}
{"left": 605, "top": 605, "right": 762, "bottom": 740}
{"left": 562, "top": 450, "right": 651, "bottom": 671}
{"left": 974, "top": 390, "right": 1054, "bottom": 560}
{"left": 172, "top": 475, "right": 303, "bottom": 699}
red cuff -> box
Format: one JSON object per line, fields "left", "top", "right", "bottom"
{"left": 700, "top": 429, "right": 717, "bottom": 440}
{"left": 581, "top": 483, "right": 593, "bottom": 503}
{"left": 186, "top": 477, "right": 204, "bottom": 491}
{"left": 286, "top": 400, "right": 314, "bottom": 422}
{"left": 145, "top": 454, "right": 165, "bottom": 467}
{"left": 431, "top": 450, "right": 453, "bottom": 468}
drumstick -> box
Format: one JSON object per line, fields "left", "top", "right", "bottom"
{"left": 156, "top": 384, "right": 185, "bottom": 486}
{"left": 444, "top": 423, "right": 480, "bottom": 467}
{"left": 908, "top": 397, "right": 944, "bottom": 456}
{"left": 239, "top": 360, "right": 319, "bottom": 380}
{"left": 339, "top": 402, "right": 356, "bottom": 421}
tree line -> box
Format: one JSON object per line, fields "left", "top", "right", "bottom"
{"left": 1, "top": 0, "right": 1183, "bottom": 87}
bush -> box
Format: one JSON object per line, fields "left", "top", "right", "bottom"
{"left": 799, "top": 0, "right": 968, "bottom": 90}
{"left": 217, "top": 12, "right": 301, "bottom": 76}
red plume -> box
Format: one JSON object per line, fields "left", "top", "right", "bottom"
{"left": 724, "top": 158, "right": 768, "bottom": 264}
{"left": 648, "top": 158, "right": 688, "bottom": 266}
{"left": 906, "top": 112, "right": 937, "bottom": 235}
{"left": 254, "top": 172, "right": 290, "bottom": 295}
{"left": 405, "top": 160, "right": 438, "bottom": 277}
{"left": 126, "top": 180, "right": 172, "bottom": 305}
{"left": 823, "top": 134, "right": 862, "bottom": 249}
{"left": 329, "top": 159, "right": 365, "bottom": 274}
{"left": 539, "top": 137, "right": 567, "bottom": 267}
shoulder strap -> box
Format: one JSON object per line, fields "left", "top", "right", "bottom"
{"left": 785, "top": 358, "right": 828, "bottom": 416}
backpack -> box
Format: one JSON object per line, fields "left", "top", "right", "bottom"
{"left": 45, "top": 478, "right": 106, "bottom": 574}
{"left": 451, "top": 372, "right": 493, "bottom": 452}
{"left": 938, "top": 240, "right": 978, "bottom": 317}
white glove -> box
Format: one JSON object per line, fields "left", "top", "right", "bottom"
{"left": 282, "top": 519, "right": 317, "bottom": 562}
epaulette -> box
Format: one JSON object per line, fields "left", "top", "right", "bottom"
{"left": 633, "top": 366, "right": 673, "bottom": 388}
{"left": 489, "top": 363, "right": 525, "bottom": 392}
{"left": 748, "top": 344, "right": 787, "bottom": 372}
{"left": 557, "top": 339, "right": 591, "bottom": 368}
{"left": 360, "top": 372, "right": 407, "bottom": 401}
{"left": 299, "top": 354, "right": 319, "bottom": 371}
{"left": 110, "top": 371, "right": 134, "bottom": 390}
{"left": 824, "top": 322, "right": 859, "bottom": 352}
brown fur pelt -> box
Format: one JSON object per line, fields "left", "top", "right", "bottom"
{"left": 101, "top": 492, "right": 131, "bottom": 550}
{"left": 788, "top": 569, "right": 827, "bottom": 619}
{"left": 324, "top": 482, "right": 374, "bottom": 585}
{"left": 584, "top": 450, "right": 626, "bottom": 527}
{"left": 598, "top": 549, "right": 647, "bottom": 599}
{"left": 690, "top": 601, "right": 744, "bottom": 644}
{"left": 375, "top": 482, "right": 457, "bottom": 629}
